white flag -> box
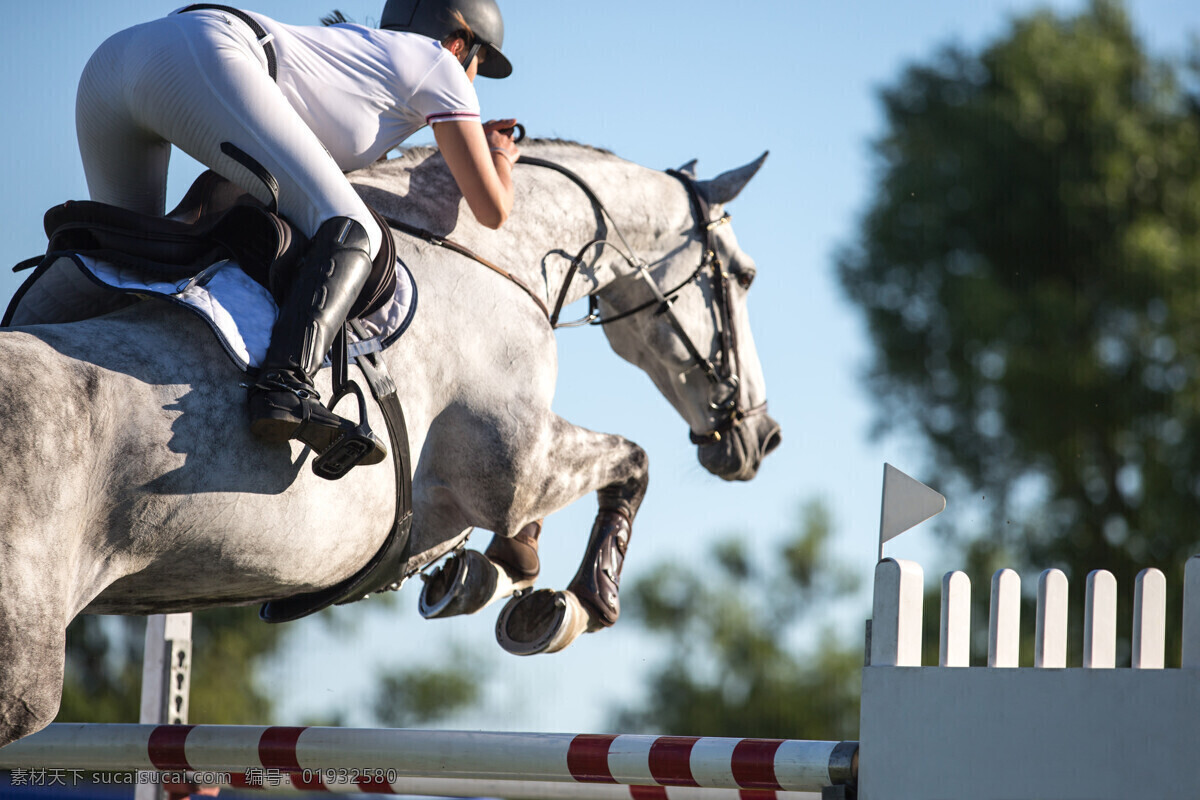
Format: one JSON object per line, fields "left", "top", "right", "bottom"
{"left": 879, "top": 464, "right": 946, "bottom": 552}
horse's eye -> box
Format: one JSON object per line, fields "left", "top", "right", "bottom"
{"left": 736, "top": 271, "right": 755, "bottom": 289}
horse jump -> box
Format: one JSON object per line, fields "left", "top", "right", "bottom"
{"left": 9, "top": 468, "right": 1200, "bottom": 799}
{"left": 0, "top": 724, "right": 857, "bottom": 796}
{"left": 860, "top": 554, "right": 1200, "bottom": 799}
{"left": 221, "top": 775, "right": 822, "bottom": 799}
{"left": 225, "top": 776, "right": 825, "bottom": 799}
{"left": 11, "top": 554, "right": 1200, "bottom": 799}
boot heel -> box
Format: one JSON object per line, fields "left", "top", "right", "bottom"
{"left": 249, "top": 415, "right": 298, "bottom": 444}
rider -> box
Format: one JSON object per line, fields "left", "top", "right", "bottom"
{"left": 74, "top": 0, "right": 520, "bottom": 473}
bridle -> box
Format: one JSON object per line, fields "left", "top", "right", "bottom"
{"left": 381, "top": 155, "right": 768, "bottom": 447}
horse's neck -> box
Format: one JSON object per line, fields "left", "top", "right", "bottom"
{"left": 353, "top": 143, "right": 691, "bottom": 314}
{"left": 511, "top": 147, "right": 692, "bottom": 311}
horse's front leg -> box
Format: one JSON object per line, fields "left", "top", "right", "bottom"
{"left": 418, "top": 416, "right": 648, "bottom": 656}
{"left": 564, "top": 466, "right": 646, "bottom": 625}
{"left": 483, "top": 452, "right": 647, "bottom": 624}
{"left": 492, "top": 421, "right": 648, "bottom": 656}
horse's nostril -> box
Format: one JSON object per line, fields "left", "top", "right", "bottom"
{"left": 762, "top": 427, "right": 782, "bottom": 456}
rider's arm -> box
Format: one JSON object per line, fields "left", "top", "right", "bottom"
{"left": 433, "top": 119, "right": 519, "bottom": 230}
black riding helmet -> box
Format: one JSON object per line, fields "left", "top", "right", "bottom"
{"left": 381, "top": 0, "right": 512, "bottom": 79}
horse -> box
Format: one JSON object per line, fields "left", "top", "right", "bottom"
{"left": 0, "top": 139, "right": 779, "bottom": 746}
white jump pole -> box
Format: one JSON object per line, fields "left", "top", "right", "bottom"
{"left": 0, "top": 724, "right": 857, "bottom": 794}
{"left": 222, "top": 773, "right": 825, "bottom": 799}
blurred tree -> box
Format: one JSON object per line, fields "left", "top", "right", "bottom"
{"left": 57, "top": 609, "right": 286, "bottom": 725}
{"left": 838, "top": 0, "right": 1200, "bottom": 659}
{"left": 611, "top": 500, "right": 862, "bottom": 739}
{"left": 373, "top": 644, "right": 485, "bottom": 728}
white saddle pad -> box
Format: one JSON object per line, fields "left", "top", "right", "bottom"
{"left": 5, "top": 253, "right": 417, "bottom": 371}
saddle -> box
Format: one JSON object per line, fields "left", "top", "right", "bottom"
{"left": 20, "top": 169, "right": 397, "bottom": 324}
{"left": 5, "top": 171, "right": 414, "bottom": 622}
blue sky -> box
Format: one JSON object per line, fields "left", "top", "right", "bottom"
{"left": 2, "top": 1, "right": 1197, "bottom": 734}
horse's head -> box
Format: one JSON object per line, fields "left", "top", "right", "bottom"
{"left": 598, "top": 154, "right": 781, "bottom": 481}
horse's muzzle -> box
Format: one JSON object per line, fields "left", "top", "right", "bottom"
{"left": 695, "top": 412, "right": 782, "bottom": 481}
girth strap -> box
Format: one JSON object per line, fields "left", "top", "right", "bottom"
{"left": 259, "top": 321, "right": 414, "bottom": 622}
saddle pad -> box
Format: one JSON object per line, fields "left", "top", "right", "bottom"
{"left": 5, "top": 253, "right": 417, "bottom": 371}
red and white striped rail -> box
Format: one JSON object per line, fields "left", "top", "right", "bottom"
{"left": 0, "top": 725, "right": 857, "bottom": 795}
{"left": 222, "top": 773, "right": 823, "bottom": 799}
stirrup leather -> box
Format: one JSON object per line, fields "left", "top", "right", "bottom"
{"left": 305, "top": 322, "right": 387, "bottom": 479}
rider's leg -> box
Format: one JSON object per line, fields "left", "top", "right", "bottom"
{"left": 77, "top": 10, "right": 384, "bottom": 255}
{"left": 75, "top": 24, "right": 174, "bottom": 215}
{"left": 247, "top": 215, "right": 383, "bottom": 456}
{"left": 75, "top": 11, "right": 387, "bottom": 463}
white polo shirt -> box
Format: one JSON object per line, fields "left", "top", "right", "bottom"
{"left": 247, "top": 12, "right": 482, "bottom": 171}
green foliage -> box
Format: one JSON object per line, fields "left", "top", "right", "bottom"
{"left": 372, "top": 645, "right": 485, "bottom": 728}
{"left": 57, "top": 618, "right": 142, "bottom": 723}
{"left": 839, "top": 0, "right": 1200, "bottom": 657}
{"left": 57, "top": 608, "right": 284, "bottom": 725}
{"left": 611, "top": 500, "right": 861, "bottom": 740}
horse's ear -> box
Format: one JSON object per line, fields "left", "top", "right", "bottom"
{"left": 676, "top": 159, "right": 698, "bottom": 178}
{"left": 697, "top": 151, "right": 768, "bottom": 204}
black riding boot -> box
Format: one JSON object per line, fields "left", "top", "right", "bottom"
{"left": 248, "top": 217, "right": 386, "bottom": 467}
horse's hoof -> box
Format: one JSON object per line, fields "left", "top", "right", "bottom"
{"left": 494, "top": 589, "right": 596, "bottom": 656}
{"left": 419, "top": 549, "right": 534, "bottom": 619}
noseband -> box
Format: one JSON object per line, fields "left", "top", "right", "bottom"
{"left": 522, "top": 157, "right": 768, "bottom": 447}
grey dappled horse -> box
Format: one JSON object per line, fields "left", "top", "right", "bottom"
{"left": 0, "top": 139, "right": 778, "bottom": 746}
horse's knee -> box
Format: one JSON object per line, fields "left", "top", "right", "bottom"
{"left": 0, "top": 649, "right": 63, "bottom": 746}
{"left": 0, "top": 606, "right": 66, "bottom": 746}
{"left": 0, "top": 696, "right": 60, "bottom": 747}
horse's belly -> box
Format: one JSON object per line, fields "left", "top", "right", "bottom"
{"left": 82, "top": 452, "right": 397, "bottom": 613}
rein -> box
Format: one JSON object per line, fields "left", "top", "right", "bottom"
{"left": 378, "top": 155, "right": 766, "bottom": 445}
{"left": 378, "top": 215, "right": 551, "bottom": 321}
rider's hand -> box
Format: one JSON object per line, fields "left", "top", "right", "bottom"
{"left": 483, "top": 118, "right": 521, "bottom": 165}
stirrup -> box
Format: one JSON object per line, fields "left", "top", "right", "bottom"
{"left": 307, "top": 380, "right": 387, "bottom": 480}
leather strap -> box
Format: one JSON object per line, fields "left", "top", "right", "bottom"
{"left": 259, "top": 322, "right": 413, "bottom": 622}
{"left": 178, "top": 4, "right": 278, "bottom": 81}
{"left": 381, "top": 214, "right": 552, "bottom": 323}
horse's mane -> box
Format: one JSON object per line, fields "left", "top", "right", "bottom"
{"left": 383, "top": 137, "right": 614, "bottom": 168}
{"left": 353, "top": 137, "right": 640, "bottom": 234}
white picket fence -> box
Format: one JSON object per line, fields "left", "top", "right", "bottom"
{"left": 860, "top": 555, "right": 1200, "bottom": 799}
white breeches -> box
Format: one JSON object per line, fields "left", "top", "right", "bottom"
{"left": 75, "top": 9, "right": 383, "bottom": 258}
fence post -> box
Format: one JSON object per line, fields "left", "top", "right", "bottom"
{"left": 939, "top": 571, "right": 970, "bottom": 667}
{"left": 1083, "top": 570, "right": 1117, "bottom": 669}
{"left": 1034, "top": 569, "right": 1068, "bottom": 668}
{"left": 988, "top": 569, "right": 1020, "bottom": 667}
{"left": 136, "top": 613, "right": 193, "bottom": 800}
{"left": 1132, "top": 568, "right": 1166, "bottom": 669}
{"left": 871, "top": 559, "right": 923, "bottom": 667}
{"left": 1184, "top": 557, "right": 1200, "bottom": 668}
